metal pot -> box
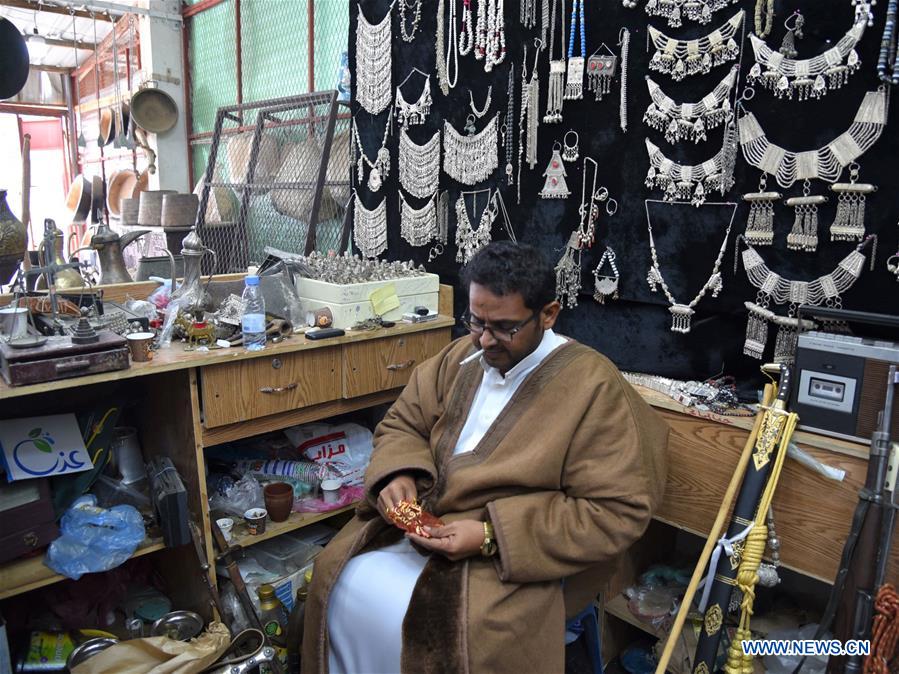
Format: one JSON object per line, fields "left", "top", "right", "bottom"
{"left": 65, "top": 174, "right": 92, "bottom": 224}
{"left": 99, "top": 107, "right": 116, "bottom": 147}
{"left": 66, "top": 637, "right": 118, "bottom": 670}
{"left": 0, "top": 19, "right": 29, "bottom": 100}
{"left": 130, "top": 81, "right": 178, "bottom": 134}
{"left": 107, "top": 169, "right": 140, "bottom": 217}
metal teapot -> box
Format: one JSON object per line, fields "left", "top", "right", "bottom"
{"left": 170, "top": 229, "right": 217, "bottom": 314}
{"left": 77, "top": 224, "right": 149, "bottom": 285}
{"left": 37, "top": 220, "right": 84, "bottom": 290}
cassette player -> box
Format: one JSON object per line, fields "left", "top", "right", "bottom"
{"left": 791, "top": 307, "right": 899, "bottom": 444}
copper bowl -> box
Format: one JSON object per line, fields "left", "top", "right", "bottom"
{"left": 106, "top": 169, "right": 140, "bottom": 217}
{"left": 65, "top": 174, "right": 92, "bottom": 224}
{"left": 99, "top": 108, "right": 115, "bottom": 146}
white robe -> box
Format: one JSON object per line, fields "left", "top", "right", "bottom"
{"left": 327, "top": 330, "right": 567, "bottom": 673}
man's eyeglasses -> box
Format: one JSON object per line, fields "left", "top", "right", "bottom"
{"left": 460, "top": 309, "right": 538, "bottom": 343}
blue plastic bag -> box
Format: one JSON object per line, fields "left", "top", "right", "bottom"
{"left": 45, "top": 495, "right": 146, "bottom": 580}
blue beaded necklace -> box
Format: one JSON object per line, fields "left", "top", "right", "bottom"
{"left": 567, "top": 0, "right": 585, "bottom": 59}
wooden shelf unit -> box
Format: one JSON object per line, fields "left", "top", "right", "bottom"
{"left": 229, "top": 504, "right": 357, "bottom": 549}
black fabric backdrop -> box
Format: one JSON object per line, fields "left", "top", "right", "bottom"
{"left": 349, "top": 0, "right": 899, "bottom": 395}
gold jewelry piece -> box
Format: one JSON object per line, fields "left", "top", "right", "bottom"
{"left": 481, "top": 521, "right": 498, "bottom": 557}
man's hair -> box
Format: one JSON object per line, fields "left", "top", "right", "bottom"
{"left": 460, "top": 241, "right": 556, "bottom": 312}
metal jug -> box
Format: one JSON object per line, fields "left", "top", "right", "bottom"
{"left": 170, "top": 229, "right": 217, "bottom": 313}
{"left": 88, "top": 224, "right": 149, "bottom": 285}
{"left": 37, "top": 220, "right": 84, "bottom": 290}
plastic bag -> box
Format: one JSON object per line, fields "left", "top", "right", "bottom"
{"left": 208, "top": 473, "right": 264, "bottom": 517}
{"left": 284, "top": 422, "right": 374, "bottom": 486}
{"left": 45, "top": 495, "right": 146, "bottom": 580}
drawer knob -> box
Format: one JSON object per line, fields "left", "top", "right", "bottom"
{"left": 271, "top": 358, "right": 283, "bottom": 370}
{"left": 387, "top": 359, "right": 415, "bottom": 371}
{"left": 259, "top": 382, "right": 298, "bottom": 394}
{"left": 23, "top": 532, "right": 38, "bottom": 548}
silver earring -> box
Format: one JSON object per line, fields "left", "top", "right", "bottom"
{"left": 779, "top": 10, "right": 805, "bottom": 58}
{"left": 562, "top": 131, "right": 579, "bottom": 162}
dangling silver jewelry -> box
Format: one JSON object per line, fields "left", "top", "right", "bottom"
{"left": 644, "top": 65, "right": 737, "bottom": 145}
{"left": 742, "top": 173, "right": 781, "bottom": 246}
{"left": 786, "top": 180, "right": 828, "bottom": 253}
{"left": 468, "top": 85, "right": 493, "bottom": 118}
{"left": 778, "top": 10, "right": 804, "bottom": 58}
{"left": 645, "top": 0, "right": 741, "bottom": 28}
{"left": 524, "top": 44, "right": 541, "bottom": 171}
{"left": 561, "top": 131, "right": 579, "bottom": 162}
{"left": 399, "top": 128, "right": 441, "bottom": 199}
{"left": 539, "top": 143, "right": 572, "bottom": 199}
{"left": 645, "top": 200, "right": 736, "bottom": 334}
{"left": 506, "top": 63, "right": 516, "bottom": 186}
{"left": 459, "top": 0, "right": 475, "bottom": 55}
{"left": 428, "top": 191, "right": 451, "bottom": 262}
{"left": 395, "top": 69, "right": 432, "bottom": 129}
{"left": 648, "top": 10, "right": 744, "bottom": 81}
{"left": 456, "top": 188, "right": 498, "bottom": 264}
{"left": 586, "top": 43, "right": 617, "bottom": 101}
{"left": 619, "top": 28, "right": 630, "bottom": 132}
{"left": 593, "top": 246, "right": 620, "bottom": 304}
{"left": 830, "top": 163, "right": 877, "bottom": 242}
{"left": 544, "top": 0, "right": 566, "bottom": 123}
{"left": 356, "top": 5, "right": 393, "bottom": 114}
{"left": 398, "top": 0, "right": 423, "bottom": 42}
{"left": 353, "top": 192, "right": 388, "bottom": 259}
{"left": 645, "top": 139, "right": 729, "bottom": 207}
{"left": 352, "top": 109, "right": 392, "bottom": 193}
{"left": 444, "top": 114, "right": 499, "bottom": 185}
{"left": 399, "top": 191, "right": 439, "bottom": 247}
{"left": 563, "top": 0, "right": 586, "bottom": 100}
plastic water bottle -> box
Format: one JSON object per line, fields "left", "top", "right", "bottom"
{"left": 241, "top": 274, "right": 266, "bottom": 351}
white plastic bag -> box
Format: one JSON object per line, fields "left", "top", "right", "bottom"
{"left": 283, "top": 422, "right": 373, "bottom": 486}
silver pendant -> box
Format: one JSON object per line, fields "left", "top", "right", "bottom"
{"left": 368, "top": 167, "right": 383, "bottom": 192}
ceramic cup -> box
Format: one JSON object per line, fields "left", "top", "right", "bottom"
{"left": 127, "top": 332, "right": 155, "bottom": 362}
{"left": 216, "top": 517, "right": 234, "bottom": 542}
{"left": 321, "top": 478, "right": 342, "bottom": 504}
{"left": 244, "top": 507, "right": 267, "bottom": 535}
{"left": 263, "top": 481, "right": 294, "bottom": 523}
{"left": 0, "top": 307, "right": 27, "bottom": 339}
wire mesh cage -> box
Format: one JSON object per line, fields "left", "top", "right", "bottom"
{"left": 195, "top": 91, "right": 352, "bottom": 272}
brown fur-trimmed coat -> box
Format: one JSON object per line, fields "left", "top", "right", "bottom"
{"left": 302, "top": 337, "right": 669, "bottom": 674}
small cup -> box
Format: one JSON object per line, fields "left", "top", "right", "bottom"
{"left": 127, "top": 332, "right": 155, "bottom": 362}
{"left": 0, "top": 307, "right": 28, "bottom": 340}
{"left": 216, "top": 517, "right": 234, "bottom": 542}
{"left": 244, "top": 507, "right": 267, "bottom": 535}
{"left": 263, "top": 482, "right": 294, "bottom": 523}
{"left": 320, "top": 478, "right": 342, "bottom": 504}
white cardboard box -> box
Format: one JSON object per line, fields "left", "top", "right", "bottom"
{"left": 296, "top": 273, "right": 440, "bottom": 329}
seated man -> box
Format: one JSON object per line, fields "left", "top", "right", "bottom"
{"left": 302, "top": 241, "right": 669, "bottom": 674}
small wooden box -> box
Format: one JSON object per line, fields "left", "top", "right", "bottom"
{"left": 0, "top": 332, "right": 130, "bottom": 386}
{"left": 0, "top": 479, "right": 58, "bottom": 564}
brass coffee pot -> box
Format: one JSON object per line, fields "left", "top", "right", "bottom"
{"left": 37, "top": 220, "right": 84, "bottom": 290}
{"left": 85, "top": 224, "right": 149, "bottom": 285}
{"left": 171, "top": 229, "right": 217, "bottom": 313}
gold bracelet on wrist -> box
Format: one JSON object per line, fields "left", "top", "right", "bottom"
{"left": 480, "top": 521, "right": 497, "bottom": 557}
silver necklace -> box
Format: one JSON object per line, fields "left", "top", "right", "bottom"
{"left": 469, "top": 85, "right": 493, "bottom": 118}
{"left": 455, "top": 189, "right": 498, "bottom": 264}
{"left": 399, "top": 0, "right": 423, "bottom": 42}
{"left": 644, "top": 138, "right": 730, "bottom": 207}
{"left": 395, "top": 69, "right": 432, "bottom": 129}
{"left": 436, "top": 0, "right": 450, "bottom": 94}
{"left": 399, "top": 128, "right": 441, "bottom": 199}
{"left": 619, "top": 28, "right": 631, "bottom": 132}
{"left": 521, "top": 0, "right": 537, "bottom": 28}
{"left": 446, "top": 0, "right": 460, "bottom": 88}
{"left": 356, "top": 5, "right": 393, "bottom": 114}
{"left": 353, "top": 192, "right": 388, "bottom": 259}
{"left": 645, "top": 199, "right": 736, "bottom": 334}
{"left": 555, "top": 157, "right": 600, "bottom": 308}
{"left": 644, "top": 65, "right": 737, "bottom": 145}
{"left": 352, "top": 109, "right": 392, "bottom": 193}
{"left": 506, "top": 64, "right": 516, "bottom": 186}
{"left": 747, "top": 3, "right": 873, "bottom": 100}
{"left": 524, "top": 43, "right": 541, "bottom": 171}
{"left": 545, "top": 0, "right": 566, "bottom": 123}
{"left": 592, "top": 246, "right": 620, "bottom": 304}
{"left": 475, "top": 0, "right": 506, "bottom": 72}
{"left": 399, "top": 191, "right": 439, "bottom": 247}
{"left": 649, "top": 9, "right": 744, "bottom": 81}
{"left": 443, "top": 114, "right": 499, "bottom": 185}
{"left": 646, "top": 0, "right": 741, "bottom": 28}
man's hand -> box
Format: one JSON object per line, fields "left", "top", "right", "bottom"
{"left": 377, "top": 474, "right": 418, "bottom": 524}
{"left": 406, "top": 520, "right": 486, "bottom": 561}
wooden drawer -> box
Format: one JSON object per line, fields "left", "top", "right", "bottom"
{"left": 343, "top": 328, "right": 450, "bottom": 398}
{"left": 201, "top": 347, "right": 342, "bottom": 428}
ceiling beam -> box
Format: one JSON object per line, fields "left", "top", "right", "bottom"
{"left": 30, "top": 64, "right": 73, "bottom": 74}
{"left": 0, "top": 0, "right": 114, "bottom": 21}
{"left": 26, "top": 35, "right": 95, "bottom": 50}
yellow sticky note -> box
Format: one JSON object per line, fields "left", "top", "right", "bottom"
{"left": 370, "top": 283, "right": 400, "bottom": 316}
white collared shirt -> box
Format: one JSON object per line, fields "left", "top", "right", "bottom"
{"left": 453, "top": 329, "right": 568, "bottom": 456}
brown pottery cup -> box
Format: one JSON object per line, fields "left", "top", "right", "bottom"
{"left": 263, "top": 481, "right": 294, "bottom": 522}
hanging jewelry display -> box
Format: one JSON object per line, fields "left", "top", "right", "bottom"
{"left": 878, "top": 0, "right": 899, "bottom": 83}
{"left": 459, "top": 0, "right": 475, "bottom": 55}
{"left": 737, "top": 234, "right": 877, "bottom": 362}
{"left": 619, "top": 28, "right": 630, "bottom": 132}
{"left": 436, "top": 0, "right": 450, "bottom": 94}
{"left": 645, "top": 200, "right": 736, "bottom": 334}
{"left": 586, "top": 44, "right": 618, "bottom": 102}
{"left": 747, "top": 4, "right": 873, "bottom": 100}
{"left": 483, "top": 0, "right": 507, "bottom": 72}
{"left": 506, "top": 64, "right": 516, "bottom": 186}
{"left": 469, "top": 86, "right": 493, "bottom": 118}
{"left": 564, "top": 0, "right": 586, "bottom": 100}
{"left": 644, "top": 139, "right": 730, "bottom": 207}
{"left": 648, "top": 10, "right": 744, "bottom": 82}
{"left": 593, "top": 247, "right": 620, "bottom": 304}
{"left": 399, "top": 128, "right": 441, "bottom": 199}
{"left": 562, "top": 131, "right": 579, "bottom": 162}
{"left": 539, "top": 143, "right": 572, "bottom": 199}
{"left": 399, "top": 192, "right": 439, "bottom": 247}
{"left": 444, "top": 114, "right": 499, "bottom": 185}
{"left": 645, "top": 0, "right": 740, "bottom": 29}
{"left": 356, "top": 5, "right": 393, "bottom": 114}
{"left": 644, "top": 66, "right": 738, "bottom": 145}
{"left": 352, "top": 109, "right": 392, "bottom": 193}
{"left": 887, "top": 244, "right": 899, "bottom": 282}
{"left": 742, "top": 174, "right": 781, "bottom": 246}
{"left": 455, "top": 189, "right": 499, "bottom": 264}
{"left": 395, "top": 69, "right": 432, "bottom": 129}
{"left": 785, "top": 180, "right": 828, "bottom": 253}
{"left": 738, "top": 88, "right": 888, "bottom": 189}
{"left": 399, "top": 0, "right": 423, "bottom": 42}
{"left": 555, "top": 158, "right": 601, "bottom": 307}
{"left": 523, "top": 43, "right": 542, "bottom": 172}
{"left": 521, "top": 0, "right": 537, "bottom": 28}
{"left": 353, "top": 192, "right": 388, "bottom": 259}
{"left": 754, "top": 0, "right": 775, "bottom": 38}
{"left": 545, "top": 0, "right": 566, "bottom": 123}
{"left": 428, "top": 191, "right": 451, "bottom": 261}
{"left": 830, "top": 163, "right": 877, "bottom": 242}
{"left": 778, "top": 11, "right": 804, "bottom": 58}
